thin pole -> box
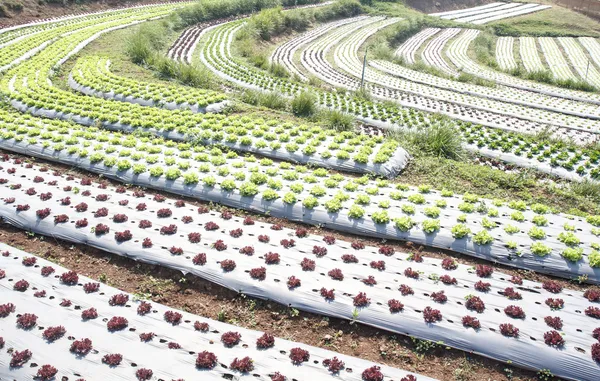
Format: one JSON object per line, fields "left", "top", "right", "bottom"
{"left": 361, "top": 46, "right": 369, "bottom": 90}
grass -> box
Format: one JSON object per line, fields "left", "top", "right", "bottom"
{"left": 291, "top": 91, "right": 317, "bottom": 117}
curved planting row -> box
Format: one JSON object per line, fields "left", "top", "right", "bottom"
{"left": 271, "top": 16, "right": 366, "bottom": 82}
{"left": 429, "top": 2, "right": 551, "bottom": 25}
{"left": 394, "top": 27, "right": 440, "bottom": 65}
{"left": 579, "top": 37, "right": 600, "bottom": 72}
{"left": 1, "top": 117, "right": 600, "bottom": 283}
{"left": 495, "top": 36, "right": 517, "bottom": 71}
{"left": 70, "top": 55, "right": 229, "bottom": 113}
{"left": 0, "top": 243, "right": 430, "bottom": 381}
{"left": 432, "top": 28, "right": 600, "bottom": 105}
{"left": 329, "top": 22, "right": 600, "bottom": 139}
{"left": 0, "top": 11, "right": 409, "bottom": 178}
{"left": 421, "top": 28, "right": 460, "bottom": 77}
{"left": 538, "top": 37, "right": 578, "bottom": 82}
{"left": 1, "top": 162, "right": 600, "bottom": 380}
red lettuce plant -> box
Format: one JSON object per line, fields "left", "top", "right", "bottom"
{"left": 221, "top": 331, "right": 241, "bottom": 347}
{"left": 94, "top": 223, "right": 110, "bottom": 236}
{"left": 465, "top": 295, "right": 485, "bottom": 313}
{"left": 462, "top": 315, "right": 481, "bottom": 329}
{"left": 271, "top": 224, "right": 283, "bottom": 230}
{"left": 36, "top": 208, "right": 51, "bottom": 219}
{"left": 328, "top": 268, "right": 344, "bottom": 281}
{"left": 182, "top": 215, "right": 193, "bottom": 223}
{"left": 81, "top": 307, "right": 98, "bottom": 320}
{"left": 500, "top": 323, "right": 519, "bottom": 337}
{"left": 160, "top": 224, "right": 178, "bottom": 235}
{"left": 323, "top": 235, "right": 336, "bottom": 245}
{"left": 137, "top": 301, "right": 152, "bottom": 316}
{"left": 295, "top": 228, "right": 308, "bottom": 238}
{"left": 256, "top": 332, "right": 275, "bottom": 348}
{"left": 544, "top": 316, "right": 563, "bottom": 330}
{"left": 586, "top": 306, "right": 600, "bottom": 319}
{"left": 213, "top": 240, "right": 227, "bottom": 251}
{"left": 510, "top": 275, "right": 523, "bottom": 285}
{"left": 10, "top": 349, "right": 32, "bottom": 367}
{"left": 22, "top": 257, "right": 36, "bottom": 266}
{"left": 475, "top": 264, "right": 493, "bottom": 278}
{"left": 119, "top": 199, "right": 129, "bottom": 206}
{"left": 115, "top": 230, "right": 133, "bottom": 242}
{"left": 76, "top": 218, "right": 88, "bottom": 228}
{"left": 169, "top": 247, "right": 184, "bottom": 255}
{"left": 281, "top": 239, "right": 296, "bottom": 248}
{"left": 408, "top": 252, "right": 423, "bottom": 262}
{"left": 250, "top": 267, "right": 267, "bottom": 280}
{"left": 197, "top": 205, "right": 209, "bottom": 214}
{"left": 504, "top": 305, "right": 525, "bottom": 319}
{"left": 163, "top": 311, "right": 183, "bottom": 325}
{"left": 194, "top": 321, "right": 209, "bottom": 332}
{"left": 243, "top": 217, "right": 255, "bottom": 225}
{"left": 142, "top": 238, "right": 153, "bottom": 248}
{"left": 94, "top": 207, "right": 108, "bottom": 217}
{"left": 543, "top": 281, "right": 562, "bottom": 294}
{"left": 430, "top": 291, "right": 447, "bottom": 303}
{"left": 313, "top": 246, "right": 327, "bottom": 257}
{"left": 34, "top": 290, "right": 46, "bottom": 298}
{"left": 362, "top": 276, "right": 377, "bottom": 285}
{"left": 593, "top": 327, "right": 600, "bottom": 340}
{"left": 370, "top": 260, "right": 385, "bottom": 270}
{"left": 388, "top": 299, "right": 404, "bottom": 313}
{"left": 60, "top": 271, "right": 79, "bottom": 285}
{"left": 258, "top": 234, "right": 270, "bottom": 243}
{"left": 287, "top": 276, "right": 301, "bottom": 289}
{"left": 545, "top": 298, "right": 564, "bottom": 310}
{"left": 0, "top": 269, "right": 4, "bottom": 280}
{"left": 113, "top": 214, "right": 128, "bottom": 223}
{"left": 26, "top": 187, "right": 37, "bottom": 196}
{"left": 220, "top": 259, "right": 236, "bottom": 272}
{"left": 474, "top": 281, "right": 490, "bottom": 292}
{"left": 70, "top": 338, "right": 93, "bottom": 355}
{"left": 16, "top": 204, "right": 30, "bottom": 211}
{"left": 136, "top": 368, "right": 153, "bottom": 380}
{"left": 379, "top": 246, "right": 395, "bottom": 256}
{"left": 96, "top": 194, "right": 109, "bottom": 202}
{"left": 107, "top": 316, "right": 128, "bottom": 331}
{"left": 361, "top": 366, "right": 384, "bottom": 381}
{"left": 323, "top": 357, "right": 345, "bottom": 373}
{"left": 196, "top": 351, "right": 218, "bottom": 369}
{"left": 289, "top": 347, "right": 309, "bottom": 364}
{"left": 320, "top": 288, "right": 335, "bottom": 301}
{"left": 175, "top": 200, "right": 185, "bottom": 207}
{"left": 301, "top": 258, "right": 315, "bottom": 271}
{"left": 41, "top": 266, "right": 55, "bottom": 276}
{"left": 341, "top": 254, "right": 358, "bottom": 263}
{"left": 168, "top": 342, "right": 181, "bottom": 349}
{"left": 353, "top": 292, "right": 370, "bottom": 307}
{"left": 230, "top": 356, "right": 255, "bottom": 373}
{"left": 153, "top": 194, "right": 166, "bottom": 202}
{"left": 440, "top": 275, "right": 457, "bottom": 285}
{"left": 239, "top": 246, "right": 255, "bottom": 255}
{"left": 204, "top": 221, "right": 219, "bottom": 231}
{"left": 193, "top": 253, "right": 207, "bottom": 265}
{"left": 16, "top": 313, "right": 38, "bottom": 329}
{"left": 401, "top": 376, "right": 417, "bottom": 381}
{"left": 423, "top": 307, "right": 442, "bottom": 323}
{"left": 544, "top": 330, "right": 565, "bottom": 347}
{"left": 503, "top": 287, "right": 522, "bottom": 300}
{"left": 14, "top": 279, "right": 29, "bottom": 291}
{"left": 109, "top": 293, "right": 129, "bottom": 306}
{"left": 592, "top": 343, "right": 600, "bottom": 362}
{"left": 264, "top": 252, "right": 280, "bottom": 264}
{"left": 404, "top": 268, "right": 419, "bottom": 279}
{"left": 60, "top": 299, "right": 72, "bottom": 307}
{"left": 36, "top": 364, "right": 58, "bottom": 380}
{"left": 139, "top": 332, "right": 155, "bottom": 342}
{"left": 584, "top": 288, "right": 600, "bottom": 302}
{"left": 399, "top": 284, "right": 414, "bottom": 296}
{"left": 352, "top": 241, "right": 365, "bottom": 250}
{"left": 102, "top": 353, "right": 123, "bottom": 366}
{"left": 230, "top": 228, "right": 243, "bottom": 238}
{"left": 188, "top": 232, "right": 201, "bottom": 243}
{"left": 39, "top": 192, "right": 52, "bottom": 201}
{"left": 75, "top": 202, "right": 88, "bottom": 212}
{"left": 136, "top": 203, "right": 147, "bottom": 211}
{"left": 221, "top": 211, "right": 233, "bottom": 220}
{"left": 43, "top": 326, "right": 66, "bottom": 342}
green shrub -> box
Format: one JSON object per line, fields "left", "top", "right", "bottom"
{"left": 319, "top": 110, "right": 355, "bottom": 131}
{"left": 291, "top": 92, "right": 317, "bottom": 117}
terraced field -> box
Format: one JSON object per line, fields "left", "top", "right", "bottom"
{"left": 2, "top": 1, "right": 600, "bottom": 380}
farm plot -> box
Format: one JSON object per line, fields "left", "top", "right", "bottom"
{"left": 0, "top": 13, "right": 409, "bottom": 178}
{"left": 520, "top": 37, "right": 547, "bottom": 73}
{"left": 429, "top": 2, "right": 551, "bottom": 25}
{"left": 0, "top": 243, "right": 431, "bottom": 381}
{"left": 327, "top": 20, "right": 600, "bottom": 139}
{"left": 71, "top": 55, "right": 229, "bottom": 113}
{"left": 444, "top": 29, "right": 600, "bottom": 104}
{"left": 496, "top": 36, "right": 517, "bottom": 71}
{"left": 1, "top": 121, "right": 600, "bottom": 282}
{"left": 394, "top": 27, "right": 441, "bottom": 65}
{"left": 421, "top": 28, "right": 460, "bottom": 76}
{"left": 1, "top": 162, "right": 600, "bottom": 380}
{"left": 539, "top": 37, "right": 578, "bottom": 82}
{"left": 579, "top": 37, "right": 600, "bottom": 72}
{"left": 271, "top": 16, "right": 367, "bottom": 82}
{"left": 560, "top": 37, "right": 600, "bottom": 88}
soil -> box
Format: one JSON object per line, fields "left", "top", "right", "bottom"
{"left": 0, "top": 148, "right": 581, "bottom": 381}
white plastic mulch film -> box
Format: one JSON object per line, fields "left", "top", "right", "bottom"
{"left": 0, "top": 159, "right": 600, "bottom": 380}
{"left": 0, "top": 243, "right": 432, "bottom": 381}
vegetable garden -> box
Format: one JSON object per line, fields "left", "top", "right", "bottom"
{"left": 2, "top": 0, "right": 600, "bottom": 380}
